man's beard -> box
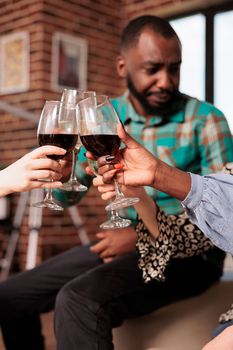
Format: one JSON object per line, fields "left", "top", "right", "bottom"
{"left": 127, "top": 74, "right": 181, "bottom": 117}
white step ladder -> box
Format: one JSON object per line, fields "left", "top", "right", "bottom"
{"left": 0, "top": 189, "right": 89, "bottom": 281}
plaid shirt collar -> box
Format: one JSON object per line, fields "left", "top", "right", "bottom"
{"left": 123, "top": 90, "right": 186, "bottom": 126}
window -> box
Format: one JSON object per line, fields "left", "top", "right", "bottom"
{"left": 168, "top": 3, "right": 233, "bottom": 132}
{"left": 170, "top": 15, "right": 205, "bottom": 100}
{"left": 214, "top": 10, "right": 233, "bottom": 131}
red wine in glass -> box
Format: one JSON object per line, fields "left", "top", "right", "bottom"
{"left": 78, "top": 94, "right": 139, "bottom": 212}
{"left": 32, "top": 100, "right": 78, "bottom": 210}
{"left": 38, "top": 133, "right": 78, "bottom": 160}
{"left": 80, "top": 134, "right": 120, "bottom": 158}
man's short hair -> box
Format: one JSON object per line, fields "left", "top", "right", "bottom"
{"left": 120, "top": 15, "right": 180, "bottom": 52}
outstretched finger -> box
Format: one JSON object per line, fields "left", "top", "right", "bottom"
{"left": 29, "top": 170, "right": 62, "bottom": 181}
{"left": 101, "top": 191, "right": 115, "bottom": 201}
{"left": 28, "top": 146, "right": 66, "bottom": 159}
{"left": 97, "top": 163, "right": 114, "bottom": 176}
{"left": 40, "top": 181, "right": 63, "bottom": 189}
{"left": 97, "top": 155, "right": 116, "bottom": 168}
{"left": 30, "top": 158, "right": 62, "bottom": 172}
{"left": 31, "top": 180, "right": 63, "bottom": 189}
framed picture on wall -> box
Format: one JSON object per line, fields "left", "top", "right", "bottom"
{"left": 51, "top": 32, "right": 88, "bottom": 91}
{"left": 0, "top": 31, "right": 29, "bottom": 94}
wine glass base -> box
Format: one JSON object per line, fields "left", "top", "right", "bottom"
{"left": 100, "top": 217, "right": 131, "bottom": 229}
{"left": 32, "top": 200, "right": 64, "bottom": 211}
{"left": 105, "top": 197, "right": 140, "bottom": 211}
{"left": 61, "top": 181, "right": 88, "bottom": 192}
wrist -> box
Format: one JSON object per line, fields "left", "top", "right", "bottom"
{"left": 0, "top": 169, "right": 12, "bottom": 197}
{"left": 152, "top": 158, "right": 165, "bottom": 189}
{"left": 152, "top": 160, "right": 191, "bottom": 201}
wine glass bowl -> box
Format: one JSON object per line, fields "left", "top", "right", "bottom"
{"left": 60, "top": 89, "right": 97, "bottom": 192}
{"left": 78, "top": 94, "right": 140, "bottom": 212}
{"left": 78, "top": 95, "right": 120, "bottom": 158}
{"left": 38, "top": 102, "right": 78, "bottom": 156}
{"left": 32, "top": 100, "right": 78, "bottom": 210}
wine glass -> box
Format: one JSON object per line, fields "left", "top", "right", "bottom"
{"left": 77, "top": 94, "right": 140, "bottom": 212}
{"left": 61, "top": 89, "right": 96, "bottom": 192}
{"left": 32, "top": 100, "right": 78, "bottom": 210}
{"left": 88, "top": 159, "right": 131, "bottom": 229}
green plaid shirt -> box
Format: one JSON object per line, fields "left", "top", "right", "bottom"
{"left": 111, "top": 93, "right": 233, "bottom": 217}
{"left": 55, "top": 92, "right": 233, "bottom": 219}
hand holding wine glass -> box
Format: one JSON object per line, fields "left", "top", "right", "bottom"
{"left": 87, "top": 158, "right": 131, "bottom": 229}
{"left": 32, "top": 100, "right": 78, "bottom": 210}
{"left": 77, "top": 94, "right": 139, "bottom": 212}
{"left": 0, "top": 146, "right": 65, "bottom": 197}
{"left": 95, "top": 123, "right": 159, "bottom": 188}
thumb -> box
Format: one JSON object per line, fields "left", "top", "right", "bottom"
{"left": 117, "top": 123, "right": 139, "bottom": 149}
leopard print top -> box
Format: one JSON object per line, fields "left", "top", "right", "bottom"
{"left": 135, "top": 209, "right": 214, "bottom": 283}
{"left": 135, "top": 161, "right": 233, "bottom": 324}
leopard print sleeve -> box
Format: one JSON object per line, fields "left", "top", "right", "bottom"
{"left": 135, "top": 208, "right": 214, "bottom": 283}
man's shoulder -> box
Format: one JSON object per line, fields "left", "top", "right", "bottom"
{"left": 110, "top": 94, "right": 128, "bottom": 121}
{"left": 184, "top": 94, "right": 225, "bottom": 118}
{"left": 110, "top": 95, "right": 125, "bottom": 107}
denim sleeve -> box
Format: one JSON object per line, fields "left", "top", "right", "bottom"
{"left": 182, "top": 173, "right": 233, "bottom": 254}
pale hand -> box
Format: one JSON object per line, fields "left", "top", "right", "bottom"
{"left": 0, "top": 146, "right": 66, "bottom": 197}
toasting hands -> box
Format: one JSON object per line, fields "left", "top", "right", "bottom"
{"left": 0, "top": 146, "right": 66, "bottom": 196}
{"left": 86, "top": 123, "right": 159, "bottom": 188}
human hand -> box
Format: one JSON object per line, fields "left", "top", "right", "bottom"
{"left": 202, "top": 325, "right": 233, "bottom": 350}
{"left": 90, "top": 226, "right": 137, "bottom": 262}
{"left": 86, "top": 124, "right": 191, "bottom": 202}
{"left": 0, "top": 146, "right": 66, "bottom": 196}
{"left": 86, "top": 123, "right": 159, "bottom": 188}
{"left": 92, "top": 175, "right": 146, "bottom": 202}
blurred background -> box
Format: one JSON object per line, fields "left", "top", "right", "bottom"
{"left": 0, "top": 0, "right": 232, "bottom": 273}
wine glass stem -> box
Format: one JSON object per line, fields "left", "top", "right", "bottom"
{"left": 110, "top": 209, "right": 118, "bottom": 219}
{"left": 70, "top": 149, "right": 78, "bottom": 181}
{"left": 45, "top": 183, "right": 53, "bottom": 201}
{"left": 114, "top": 179, "right": 125, "bottom": 199}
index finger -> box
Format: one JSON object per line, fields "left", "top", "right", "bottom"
{"left": 90, "top": 239, "right": 107, "bottom": 255}
{"left": 97, "top": 155, "right": 116, "bottom": 167}
{"left": 29, "top": 146, "right": 66, "bottom": 159}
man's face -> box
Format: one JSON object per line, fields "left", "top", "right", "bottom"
{"left": 119, "top": 30, "right": 182, "bottom": 114}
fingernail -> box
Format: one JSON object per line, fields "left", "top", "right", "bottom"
{"left": 114, "top": 163, "right": 124, "bottom": 169}
{"left": 105, "top": 155, "right": 115, "bottom": 161}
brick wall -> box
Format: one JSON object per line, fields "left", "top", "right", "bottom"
{"left": 0, "top": 0, "right": 124, "bottom": 270}
{"left": 0, "top": 0, "right": 226, "bottom": 270}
